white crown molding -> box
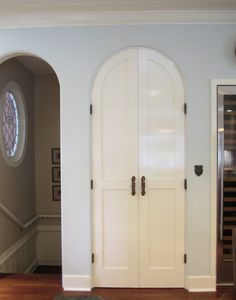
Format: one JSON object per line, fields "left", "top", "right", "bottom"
{"left": 1, "top": 0, "right": 236, "bottom": 11}
{"left": 0, "top": 10, "right": 236, "bottom": 28}
{"left": 0, "top": 0, "right": 236, "bottom": 28}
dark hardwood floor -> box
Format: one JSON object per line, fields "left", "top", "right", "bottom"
{"left": 33, "top": 265, "right": 62, "bottom": 274}
{"left": 0, "top": 273, "right": 236, "bottom": 300}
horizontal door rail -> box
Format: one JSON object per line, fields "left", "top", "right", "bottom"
{"left": 0, "top": 201, "right": 60, "bottom": 230}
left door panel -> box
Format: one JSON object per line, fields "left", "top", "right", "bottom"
{"left": 92, "top": 49, "right": 139, "bottom": 287}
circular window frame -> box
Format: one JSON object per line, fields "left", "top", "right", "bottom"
{"left": 0, "top": 81, "right": 27, "bottom": 167}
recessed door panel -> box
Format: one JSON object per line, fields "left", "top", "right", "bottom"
{"left": 147, "top": 190, "right": 176, "bottom": 268}
{"left": 101, "top": 59, "right": 137, "bottom": 180}
{"left": 102, "top": 190, "right": 133, "bottom": 268}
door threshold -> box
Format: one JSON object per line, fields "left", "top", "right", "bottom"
{"left": 217, "top": 282, "right": 234, "bottom": 286}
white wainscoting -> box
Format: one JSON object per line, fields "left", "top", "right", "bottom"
{"left": 0, "top": 228, "right": 37, "bottom": 273}
{"left": 37, "top": 223, "right": 61, "bottom": 265}
{"left": 0, "top": 215, "right": 61, "bottom": 273}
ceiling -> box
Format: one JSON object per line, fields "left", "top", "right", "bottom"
{"left": 15, "top": 56, "right": 54, "bottom": 75}
{"left": 0, "top": 0, "right": 235, "bottom": 27}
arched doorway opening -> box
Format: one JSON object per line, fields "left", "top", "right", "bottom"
{"left": 0, "top": 54, "right": 62, "bottom": 276}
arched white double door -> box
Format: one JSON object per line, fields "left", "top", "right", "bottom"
{"left": 92, "top": 48, "right": 185, "bottom": 288}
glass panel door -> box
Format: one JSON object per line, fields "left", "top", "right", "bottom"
{"left": 217, "top": 86, "right": 236, "bottom": 284}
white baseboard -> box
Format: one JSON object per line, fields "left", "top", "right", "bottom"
{"left": 63, "top": 275, "right": 92, "bottom": 291}
{"left": 185, "top": 276, "right": 216, "bottom": 292}
{"left": 24, "top": 258, "right": 38, "bottom": 273}
{"left": 38, "top": 258, "right": 61, "bottom": 266}
{"left": 37, "top": 225, "right": 61, "bottom": 232}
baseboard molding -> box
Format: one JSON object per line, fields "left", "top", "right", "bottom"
{"left": 24, "top": 258, "right": 38, "bottom": 273}
{"left": 185, "top": 276, "right": 216, "bottom": 292}
{"left": 63, "top": 275, "right": 92, "bottom": 291}
{"left": 38, "top": 258, "right": 61, "bottom": 266}
{"left": 37, "top": 224, "right": 61, "bottom": 232}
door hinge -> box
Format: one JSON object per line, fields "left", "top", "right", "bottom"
{"left": 92, "top": 253, "right": 95, "bottom": 263}
{"left": 90, "top": 104, "right": 93, "bottom": 115}
{"left": 184, "top": 253, "right": 187, "bottom": 264}
{"left": 184, "top": 179, "right": 187, "bottom": 190}
{"left": 184, "top": 103, "right": 187, "bottom": 115}
{"left": 91, "top": 180, "right": 93, "bottom": 190}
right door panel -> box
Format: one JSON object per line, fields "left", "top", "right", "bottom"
{"left": 138, "top": 48, "right": 185, "bottom": 287}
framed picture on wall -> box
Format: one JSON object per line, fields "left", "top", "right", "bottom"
{"left": 52, "top": 185, "right": 61, "bottom": 201}
{"left": 52, "top": 148, "right": 60, "bottom": 164}
{"left": 52, "top": 167, "right": 61, "bottom": 183}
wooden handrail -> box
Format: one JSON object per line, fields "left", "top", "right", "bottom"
{"left": 0, "top": 201, "right": 60, "bottom": 229}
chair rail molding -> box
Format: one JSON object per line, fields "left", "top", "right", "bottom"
{"left": 0, "top": 200, "right": 60, "bottom": 229}
{"left": 0, "top": 201, "right": 38, "bottom": 229}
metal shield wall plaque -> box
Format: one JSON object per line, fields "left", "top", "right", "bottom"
{"left": 195, "top": 165, "right": 203, "bottom": 176}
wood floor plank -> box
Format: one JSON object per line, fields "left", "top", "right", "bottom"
{"left": 0, "top": 274, "right": 235, "bottom": 300}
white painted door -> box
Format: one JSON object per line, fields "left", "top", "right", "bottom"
{"left": 138, "top": 48, "right": 185, "bottom": 287}
{"left": 92, "top": 48, "right": 185, "bottom": 288}
{"left": 92, "top": 49, "right": 139, "bottom": 287}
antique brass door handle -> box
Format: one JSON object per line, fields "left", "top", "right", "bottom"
{"left": 131, "top": 176, "right": 136, "bottom": 196}
{"left": 141, "top": 176, "right": 145, "bottom": 196}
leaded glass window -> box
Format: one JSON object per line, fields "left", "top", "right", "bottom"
{"left": 0, "top": 81, "right": 26, "bottom": 167}
{"left": 2, "top": 91, "right": 19, "bottom": 157}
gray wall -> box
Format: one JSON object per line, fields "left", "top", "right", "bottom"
{"left": 0, "top": 24, "right": 235, "bottom": 284}
{"left": 35, "top": 74, "right": 60, "bottom": 215}
{"left": 0, "top": 59, "right": 35, "bottom": 255}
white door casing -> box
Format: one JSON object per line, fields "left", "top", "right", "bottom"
{"left": 92, "top": 47, "right": 185, "bottom": 288}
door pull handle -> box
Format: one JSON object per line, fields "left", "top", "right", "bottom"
{"left": 141, "top": 176, "right": 145, "bottom": 196}
{"left": 131, "top": 176, "right": 136, "bottom": 196}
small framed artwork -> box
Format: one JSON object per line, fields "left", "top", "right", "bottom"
{"left": 52, "top": 167, "right": 61, "bottom": 183}
{"left": 52, "top": 148, "right": 60, "bottom": 164}
{"left": 52, "top": 185, "right": 61, "bottom": 201}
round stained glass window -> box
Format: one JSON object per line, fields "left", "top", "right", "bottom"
{"left": 2, "top": 91, "right": 19, "bottom": 157}
{"left": 0, "top": 82, "right": 26, "bottom": 166}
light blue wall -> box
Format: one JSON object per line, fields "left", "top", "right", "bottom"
{"left": 0, "top": 24, "right": 236, "bottom": 282}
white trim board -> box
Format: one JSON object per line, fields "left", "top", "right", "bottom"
{"left": 24, "top": 258, "right": 38, "bottom": 273}
{"left": 185, "top": 276, "right": 216, "bottom": 292}
{"left": 210, "top": 79, "right": 236, "bottom": 290}
{"left": 38, "top": 258, "right": 61, "bottom": 266}
{"left": 0, "top": 195, "right": 61, "bottom": 230}
{"left": 63, "top": 275, "right": 92, "bottom": 291}
{"left": 0, "top": 10, "right": 236, "bottom": 28}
